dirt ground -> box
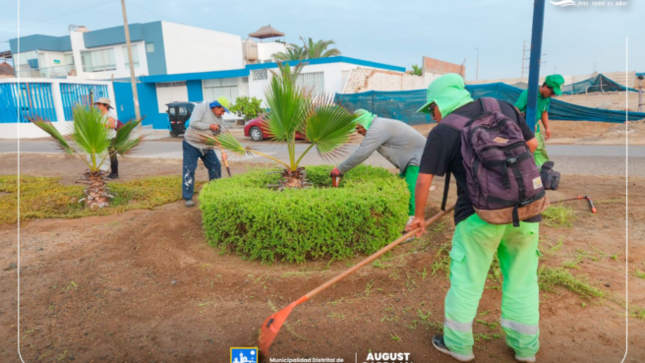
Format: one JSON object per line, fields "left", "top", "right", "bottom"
{"left": 0, "top": 154, "right": 643, "bottom": 362}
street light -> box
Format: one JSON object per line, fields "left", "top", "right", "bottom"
{"left": 476, "top": 47, "right": 479, "bottom": 81}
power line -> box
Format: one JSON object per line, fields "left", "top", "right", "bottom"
{"left": 126, "top": 0, "right": 173, "bottom": 22}
{"left": 0, "top": 0, "right": 117, "bottom": 33}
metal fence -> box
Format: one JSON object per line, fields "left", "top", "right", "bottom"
{"left": 0, "top": 82, "right": 57, "bottom": 123}
{"left": 60, "top": 83, "right": 110, "bottom": 120}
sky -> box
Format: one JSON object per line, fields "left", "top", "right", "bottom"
{"left": 0, "top": 0, "right": 642, "bottom": 80}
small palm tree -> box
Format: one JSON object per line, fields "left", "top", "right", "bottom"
{"left": 30, "top": 106, "right": 142, "bottom": 209}
{"left": 190, "top": 63, "right": 356, "bottom": 189}
{"left": 410, "top": 64, "right": 423, "bottom": 76}
{"left": 300, "top": 37, "right": 341, "bottom": 59}
{"left": 272, "top": 43, "right": 307, "bottom": 62}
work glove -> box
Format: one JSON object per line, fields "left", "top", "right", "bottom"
{"left": 330, "top": 167, "right": 342, "bottom": 177}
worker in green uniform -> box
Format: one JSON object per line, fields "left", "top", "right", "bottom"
{"left": 408, "top": 74, "right": 541, "bottom": 363}
{"left": 331, "top": 109, "right": 426, "bottom": 222}
{"left": 514, "top": 74, "right": 565, "bottom": 167}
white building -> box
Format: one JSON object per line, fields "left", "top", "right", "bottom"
{"left": 7, "top": 21, "right": 407, "bottom": 130}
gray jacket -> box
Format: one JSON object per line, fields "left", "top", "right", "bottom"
{"left": 338, "top": 117, "right": 426, "bottom": 174}
{"left": 184, "top": 102, "right": 225, "bottom": 149}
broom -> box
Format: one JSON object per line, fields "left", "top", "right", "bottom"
{"left": 258, "top": 205, "right": 455, "bottom": 357}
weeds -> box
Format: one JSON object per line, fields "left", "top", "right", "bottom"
{"left": 542, "top": 205, "right": 576, "bottom": 228}
{"left": 538, "top": 266, "right": 604, "bottom": 299}
{"left": 390, "top": 333, "right": 401, "bottom": 342}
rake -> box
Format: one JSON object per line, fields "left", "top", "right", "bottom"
{"left": 258, "top": 205, "right": 455, "bottom": 357}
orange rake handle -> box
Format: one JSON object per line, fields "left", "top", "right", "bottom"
{"left": 258, "top": 205, "right": 455, "bottom": 357}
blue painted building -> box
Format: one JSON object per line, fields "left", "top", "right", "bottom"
{"left": 8, "top": 21, "right": 407, "bottom": 130}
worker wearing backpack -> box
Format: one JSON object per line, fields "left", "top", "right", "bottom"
{"left": 407, "top": 74, "right": 546, "bottom": 363}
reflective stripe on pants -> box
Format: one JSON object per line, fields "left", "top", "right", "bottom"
{"left": 443, "top": 213, "right": 540, "bottom": 357}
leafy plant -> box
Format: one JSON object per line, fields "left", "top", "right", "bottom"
{"left": 29, "top": 106, "right": 142, "bottom": 209}
{"left": 192, "top": 63, "right": 357, "bottom": 189}
{"left": 198, "top": 165, "right": 409, "bottom": 263}
{"left": 272, "top": 37, "right": 341, "bottom": 61}
{"left": 410, "top": 64, "right": 423, "bottom": 76}
{"left": 229, "top": 96, "right": 264, "bottom": 121}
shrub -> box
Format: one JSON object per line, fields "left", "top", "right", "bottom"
{"left": 199, "top": 165, "right": 409, "bottom": 263}
{"left": 229, "top": 96, "right": 263, "bottom": 121}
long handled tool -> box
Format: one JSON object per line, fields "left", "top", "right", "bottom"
{"left": 258, "top": 205, "right": 456, "bottom": 357}
{"left": 552, "top": 195, "right": 597, "bottom": 213}
{"left": 221, "top": 148, "right": 232, "bottom": 177}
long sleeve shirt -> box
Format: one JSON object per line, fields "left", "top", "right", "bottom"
{"left": 338, "top": 117, "right": 427, "bottom": 174}
{"left": 184, "top": 103, "right": 225, "bottom": 149}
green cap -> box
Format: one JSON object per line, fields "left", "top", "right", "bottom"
{"left": 545, "top": 74, "right": 565, "bottom": 95}
{"left": 354, "top": 109, "right": 376, "bottom": 130}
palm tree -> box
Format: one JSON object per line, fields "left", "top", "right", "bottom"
{"left": 300, "top": 37, "right": 341, "bottom": 59}
{"left": 410, "top": 64, "right": 423, "bottom": 76}
{"left": 272, "top": 43, "right": 307, "bottom": 62}
{"left": 30, "top": 106, "right": 142, "bottom": 209}
{"left": 190, "top": 63, "right": 356, "bottom": 189}
{"left": 272, "top": 37, "right": 341, "bottom": 61}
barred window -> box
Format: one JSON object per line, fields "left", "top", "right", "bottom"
{"left": 203, "top": 78, "right": 239, "bottom": 102}
{"left": 252, "top": 69, "right": 268, "bottom": 81}
{"left": 296, "top": 72, "right": 325, "bottom": 96}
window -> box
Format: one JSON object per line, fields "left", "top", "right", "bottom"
{"left": 157, "top": 81, "right": 187, "bottom": 87}
{"left": 179, "top": 107, "right": 187, "bottom": 116}
{"left": 146, "top": 43, "right": 155, "bottom": 53}
{"left": 64, "top": 53, "right": 74, "bottom": 65}
{"left": 81, "top": 48, "right": 116, "bottom": 72}
{"left": 122, "top": 44, "right": 140, "bottom": 69}
{"left": 203, "top": 78, "right": 239, "bottom": 102}
{"left": 168, "top": 107, "right": 176, "bottom": 116}
{"left": 296, "top": 72, "right": 325, "bottom": 96}
{"left": 252, "top": 69, "right": 267, "bottom": 81}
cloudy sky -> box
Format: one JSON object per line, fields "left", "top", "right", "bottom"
{"left": 1, "top": 0, "right": 642, "bottom": 80}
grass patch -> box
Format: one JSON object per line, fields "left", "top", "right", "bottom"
{"left": 538, "top": 266, "right": 604, "bottom": 299}
{"left": 542, "top": 205, "right": 576, "bottom": 228}
{"left": 0, "top": 175, "right": 195, "bottom": 225}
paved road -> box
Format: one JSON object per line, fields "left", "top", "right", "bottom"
{"left": 1, "top": 139, "right": 642, "bottom": 176}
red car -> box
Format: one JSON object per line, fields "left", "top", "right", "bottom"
{"left": 244, "top": 117, "right": 306, "bottom": 142}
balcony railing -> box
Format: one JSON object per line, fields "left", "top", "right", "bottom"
{"left": 16, "top": 65, "right": 77, "bottom": 79}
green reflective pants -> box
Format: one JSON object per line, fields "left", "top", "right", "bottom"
{"left": 401, "top": 165, "right": 419, "bottom": 216}
{"left": 444, "top": 213, "right": 541, "bottom": 358}
{"left": 533, "top": 130, "right": 550, "bottom": 168}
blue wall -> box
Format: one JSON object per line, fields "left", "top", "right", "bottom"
{"left": 113, "top": 81, "right": 168, "bottom": 129}
{"left": 9, "top": 34, "right": 72, "bottom": 53}
{"left": 187, "top": 80, "right": 204, "bottom": 102}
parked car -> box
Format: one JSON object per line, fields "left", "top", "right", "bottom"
{"left": 166, "top": 101, "right": 243, "bottom": 137}
{"left": 244, "top": 116, "right": 306, "bottom": 141}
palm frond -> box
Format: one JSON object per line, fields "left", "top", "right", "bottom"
{"left": 303, "top": 95, "right": 357, "bottom": 158}
{"left": 112, "top": 117, "right": 143, "bottom": 155}
{"left": 70, "top": 106, "right": 112, "bottom": 160}
{"left": 265, "top": 63, "right": 311, "bottom": 143}
{"left": 216, "top": 132, "right": 248, "bottom": 156}
{"left": 28, "top": 116, "right": 75, "bottom": 155}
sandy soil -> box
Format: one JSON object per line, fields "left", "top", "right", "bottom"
{"left": 0, "top": 154, "right": 643, "bottom": 362}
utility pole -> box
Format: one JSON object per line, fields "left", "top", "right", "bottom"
{"left": 525, "top": 0, "right": 546, "bottom": 132}
{"left": 121, "top": 0, "right": 141, "bottom": 127}
{"left": 476, "top": 47, "right": 479, "bottom": 81}
{"left": 521, "top": 40, "right": 547, "bottom": 81}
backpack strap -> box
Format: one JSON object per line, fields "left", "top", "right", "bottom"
{"left": 480, "top": 97, "right": 501, "bottom": 112}
{"left": 441, "top": 170, "right": 450, "bottom": 212}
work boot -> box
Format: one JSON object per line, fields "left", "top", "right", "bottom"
{"left": 515, "top": 355, "right": 536, "bottom": 363}
{"left": 401, "top": 216, "right": 416, "bottom": 243}
{"left": 185, "top": 199, "right": 195, "bottom": 207}
{"left": 432, "top": 335, "right": 475, "bottom": 362}
{"left": 108, "top": 173, "right": 119, "bottom": 179}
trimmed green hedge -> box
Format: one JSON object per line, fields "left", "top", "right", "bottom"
{"left": 199, "top": 165, "right": 409, "bottom": 263}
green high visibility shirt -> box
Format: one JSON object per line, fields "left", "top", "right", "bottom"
{"left": 514, "top": 89, "right": 550, "bottom": 133}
